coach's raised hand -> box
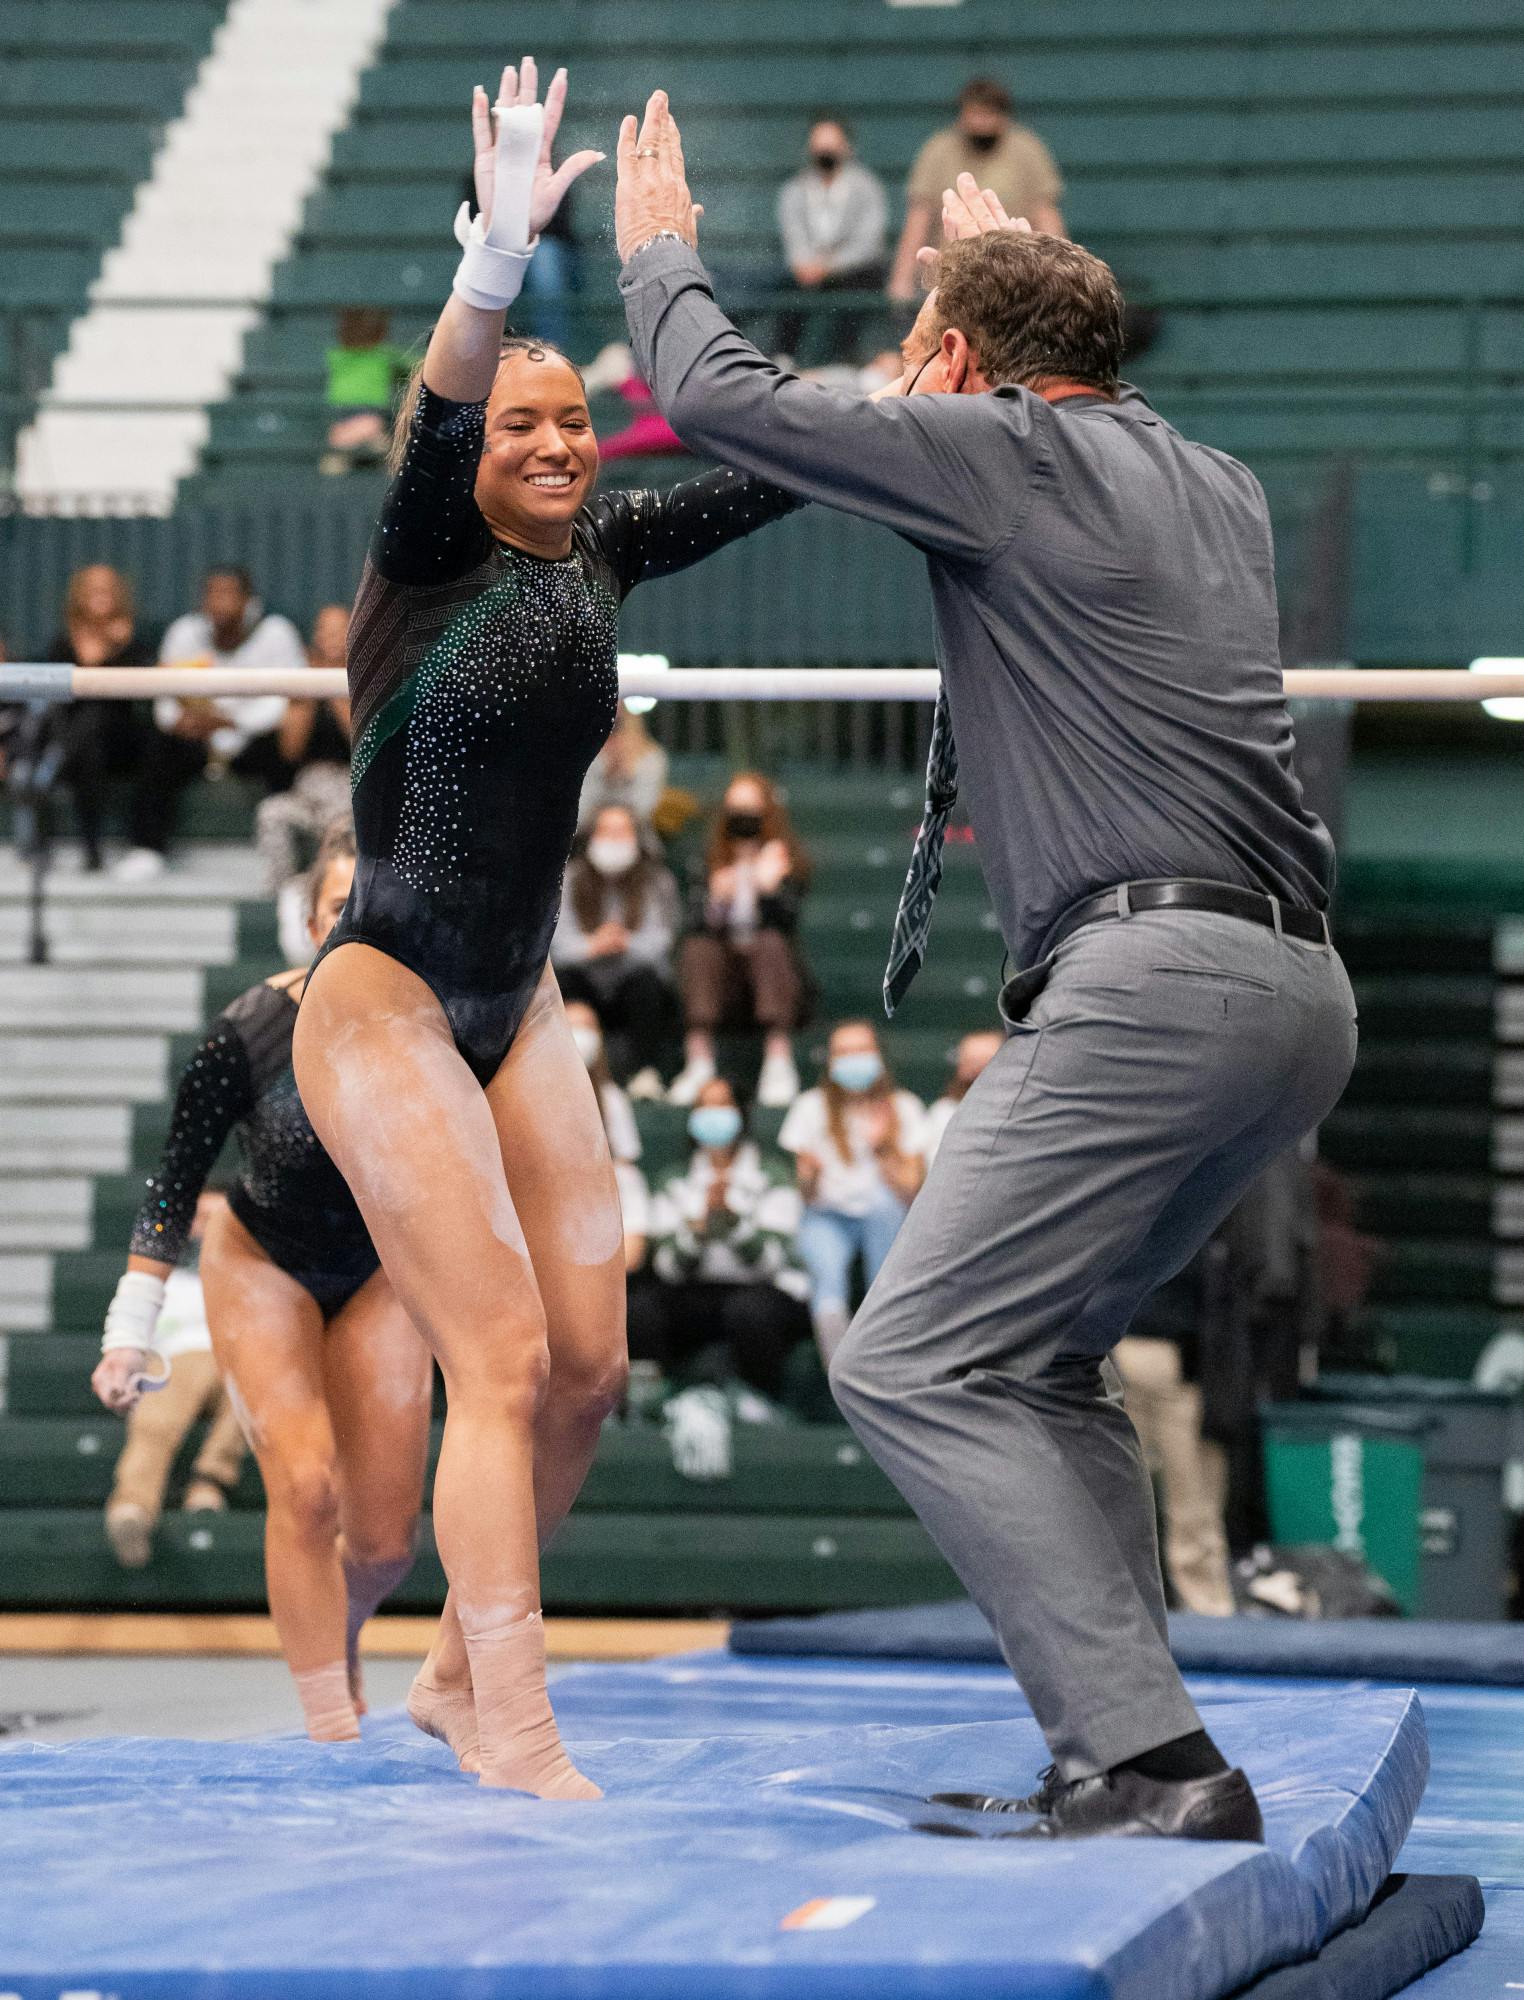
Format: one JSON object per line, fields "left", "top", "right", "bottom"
{"left": 616, "top": 90, "right": 703, "bottom": 262}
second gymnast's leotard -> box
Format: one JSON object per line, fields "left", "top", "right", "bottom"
{"left": 314, "top": 384, "right": 801, "bottom": 1084}
{"left": 131, "top": 976, "right": 379, "bottom": 1317}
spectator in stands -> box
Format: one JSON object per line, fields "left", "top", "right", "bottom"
{"left": 254, "top": 603, "right": 354, "bottom": 964}
{"left": 577, "top": 698, "right": 670, "bottom": 830}
{"left": 322, "top": 309, "right": 410, "bottom": 475}
{"left": 582, "top": 341, "right": 686, "bottom": 462}
{"left": 923, "top": 1026, "right": 1005, "bottom": 1164}
{"left": 671, "top": 772, "right": 814, "bottom": 1109}
{"left": 775, "top": 115, "right": 889, "bottom": 366}
{"left": 115, "top": 565, "right": 303, "bottom": 882}
{"left": 887, "top": 78, "right": 1064, "bottom": 303}
{"left": 1114, "top": 1301, "right": 1236, "bottom": 1617}
{"left": 630, "top": 1077, "right": 811, "bottom": 1399}
{"left": 553, "top": 803, "right": 680, "bottom": 1095}
{"left": 779, "top": 1020, "right": 926, "bottom": 1360}
{"left": 103, "top": 1191, "right": 248, "bottom": 1569}
{"left": 564, "top": 997, "right": 649, "bottom": 1270}
{"left": 40, "top": 565, "right": 157, "bottom": 872}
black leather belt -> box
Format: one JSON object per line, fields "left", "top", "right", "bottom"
{"left": 1041, "top": 877, "right": 1331, "bottom": 958}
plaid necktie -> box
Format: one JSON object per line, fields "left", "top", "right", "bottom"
{"left": 883, "top": 686, "right": 960, "bottom": 1018}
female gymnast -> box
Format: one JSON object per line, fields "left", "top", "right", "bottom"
{"left": 93, "top": 829, "right": 433, "bottom": 1743}
{"left": 292, "top": 58, "right": 800, "bottom": 1796}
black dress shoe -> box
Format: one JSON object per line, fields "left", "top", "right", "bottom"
{"left": 1011, "top": 1766, "right": 1263, "bottom": 1843}
{"left": 930, "top": 1763, "right": 1067, "bottom": 1816}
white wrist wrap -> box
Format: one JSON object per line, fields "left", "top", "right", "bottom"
{"left": 102, "top": 1271, "right": 171, "bottom": 1388}
{"left": 452, "top": 100, "right": 543, "bottom": 311}
{"left": 452, "top": 205, "right": 534, "bottom": 311}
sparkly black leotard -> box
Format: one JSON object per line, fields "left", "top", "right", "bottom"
{"left": 315, "top": 385, "right": 801, "bottom": 1084}
{"left": 131, "top": 979, "right": 379, "bottom": 1317}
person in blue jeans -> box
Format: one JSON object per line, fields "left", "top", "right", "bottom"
{"left": 778, "top": 1019, "right": 927, "bottom": 1362}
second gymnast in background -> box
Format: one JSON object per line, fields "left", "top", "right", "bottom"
{"left": 93, "top": 829, "right": 432, "bottom": 1744}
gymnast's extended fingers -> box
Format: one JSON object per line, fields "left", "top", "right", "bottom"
{"left": 471, "top": 83, "right": 492, "bottom": 158}
{"left": 540, "top": 64, "right": 567, "bottom": 153}
{"left": 517, "top": 54, "right": 537, "bottom": 106}
{"left": 546, "top": 147, "right": 607, "bottom": 208}
{"left": 496, "top": 64, "right": 516, "bottom": 109}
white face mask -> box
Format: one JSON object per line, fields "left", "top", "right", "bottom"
{"left": 570, "top": 1024, "right": 603, "bottom": 1067}
{"left": 587, "top": 837, "right": 639, "bottom": 877}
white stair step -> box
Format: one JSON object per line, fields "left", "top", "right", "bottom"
{"left": 0, "top": 844, "right": 268, "bottom": 901}
{"left": 0, "top": 1035, "right": 168, "bottom": 1101}
{"left": 0, "top": 1178, "right": 93, "bottom": 1251}
{"left": 0, "top": 1104, "right": 132, "bottom": 1174}
{"left": 0, "top": 904, "right": 237, "bottom": 965}
{"left": 0, "top": 1255, "right": 52, "bottom": 1331}
{"left": 0, "top": 966, "right": 205, "bottom": 1031}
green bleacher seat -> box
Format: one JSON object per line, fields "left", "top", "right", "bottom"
{"left": 3, "top": 246, "right": 99, "bottom": 305}
{"left": 0, "top": 1, "right": 221, "bottom": 55}
{"left": 0, "top": 184, "right": 137, "bottom": 247}
{"left": 0, "top": 4, "right": 224, "bottom": 444}
{"left": 0, "top": 122, "right": 153, "bottom": 177}
{"left": 0, "top": 56, "right": 190, "bottom": 115}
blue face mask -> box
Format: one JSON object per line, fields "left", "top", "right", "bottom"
{"left": 689, "top": 1105, "right": 743, "bottom": 1150}
{"left": 830, "top": 1052, "right": 884, "bottom": 1093}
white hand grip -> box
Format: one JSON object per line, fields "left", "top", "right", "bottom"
{"left": 486, "top": 101, "right": 543, "bottom": 254}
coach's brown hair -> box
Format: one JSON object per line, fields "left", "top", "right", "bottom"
{"left": 931, "top": 231, "right": 1125, "bottom": 396}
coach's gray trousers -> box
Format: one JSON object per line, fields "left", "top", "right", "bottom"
{"left": 829, "top": 908, "right": 1358, "bottom": 1778}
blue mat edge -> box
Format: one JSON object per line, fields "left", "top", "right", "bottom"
{"left": 729, "top": 1602, "right": 1524, "bottom": 1686}
{"left": 1232, "top": 1873, "right": 1484, "bottom": 2000}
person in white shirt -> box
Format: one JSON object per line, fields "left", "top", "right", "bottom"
{"left": 564, "top": 999, "right": 649, "bottom": 1271}
{"left": 552, "top": 804, "right": 680, "bottom": 1097}
{"left": 923, "top": 1028, "right": 1005, "bottom": 1164}
{"left": 778, "top": 1019, "right": 926, "bottom": 1360}
{"left": 631, "top": 1077, "right": 810, "bottom": 1397}
{"left": 775, "top": 115, "right": 889, "bottom": 366}
{"left": 115, "top": 565, "right": 304, "bottom": 881}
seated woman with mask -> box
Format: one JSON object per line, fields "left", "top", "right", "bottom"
{"left": 630, "top": 1078, "right": 810, "bottom": 1399}
{"left": 552, "top": 802, "right": 680, "bottom": 1096}
{"left": 670, "top": 772, "right": 814, "bottom": 1109}
{"left": 778, "top": 1019, "right": 926, "bottom": 1361}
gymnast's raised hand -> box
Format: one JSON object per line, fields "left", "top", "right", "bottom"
{"left": 467, "top": 57, "right": 602, "bottom": 247}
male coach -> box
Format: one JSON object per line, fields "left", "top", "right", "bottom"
{"left": 615, "top": 93, "right": 1357, "bottom": 1841}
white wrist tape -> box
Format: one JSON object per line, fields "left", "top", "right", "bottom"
{"left": 452, "top": 205, "right": 534, "bottom": 312}
{"left": 102, "top": 1271, "right": 171, "bottom": 1389}
{"left": 452, "top": 100, "right": 543, "bottom": 311}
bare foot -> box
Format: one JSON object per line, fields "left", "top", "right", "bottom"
{"left": 407, "top": 1673, "right": 481, "bottom": 1775}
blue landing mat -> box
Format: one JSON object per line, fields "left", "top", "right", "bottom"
{"left": 731, "top": 1601, "right": 1524, "bottom": 1684}
{"left": 2, "top": 1657, "right": 1433, "bottom": 2000}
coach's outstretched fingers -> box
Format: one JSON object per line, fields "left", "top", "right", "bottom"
{"left": 616, "top": 88, "right": 701, "bottom": 260}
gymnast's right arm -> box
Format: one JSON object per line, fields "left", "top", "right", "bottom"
{"left": 371, "top": 58, "right": 604, "bottom": 586}
{"left": 92, "top": 1018, "right": 256, "bottom": 1415}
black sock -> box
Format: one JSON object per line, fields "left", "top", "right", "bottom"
{"left": 1115, "top": 1730, "right": 1229, "bottom": 1785}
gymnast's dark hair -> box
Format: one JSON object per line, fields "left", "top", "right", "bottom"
{"left": 388, "top": 334, "right": 586, "bottom": 476}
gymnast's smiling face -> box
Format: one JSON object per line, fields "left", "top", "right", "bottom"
{"left": 476, "top": 349, "right": 599, "bottom": 553}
